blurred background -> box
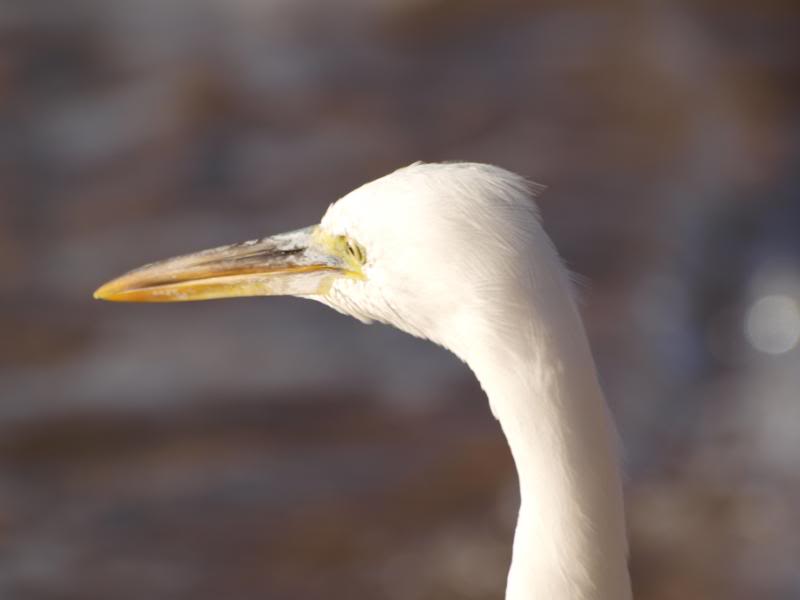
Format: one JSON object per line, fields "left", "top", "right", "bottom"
{"left": 1, "top": 0, "right": 799, "bottom": 598}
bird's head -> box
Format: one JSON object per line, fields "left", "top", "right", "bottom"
{"left": 95, "top": 162, "right": 545, "bottom": 350}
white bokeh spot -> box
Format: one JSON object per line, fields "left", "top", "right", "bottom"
{"left": 745, "top": 295, "right": 800, "bottom": 355}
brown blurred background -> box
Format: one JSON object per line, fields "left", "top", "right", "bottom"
{"left": 1, "top": 1, "right": 799, "bottom": 599}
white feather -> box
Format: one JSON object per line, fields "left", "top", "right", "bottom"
{"left": 318, "top": 162, "right": 632, "bottom": 600}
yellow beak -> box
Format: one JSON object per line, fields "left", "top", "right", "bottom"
{"left": 94, "top": 226, "right": 354, "bottom": 303}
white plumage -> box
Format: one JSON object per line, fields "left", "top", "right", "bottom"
{"left": 96, "top": 162, "right": 633, "bottom": 600}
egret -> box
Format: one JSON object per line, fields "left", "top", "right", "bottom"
{"left": 95, "top": 162, "right": 632, "bottom": 600}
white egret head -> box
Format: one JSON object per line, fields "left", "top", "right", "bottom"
{"left": 96, "top": 162, "right": 545, "bottom": 351}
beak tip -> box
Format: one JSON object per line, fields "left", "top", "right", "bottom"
{"left": 94, "top": 282, "right": 119, "bottom": 302}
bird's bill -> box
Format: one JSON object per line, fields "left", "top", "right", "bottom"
{"left": 94, "top": 226, "right": 361, "bottom": 303}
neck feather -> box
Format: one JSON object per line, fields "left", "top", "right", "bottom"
{"left": 446, "top": 260, "right": 632, "bottom": 600}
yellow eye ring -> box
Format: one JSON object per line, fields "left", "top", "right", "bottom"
{"left": 345, "top": 238, "right": 367, "bottom": 265}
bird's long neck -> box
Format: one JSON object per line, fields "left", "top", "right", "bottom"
{"left": 449, "top": 260, "right": 632, "bottom": 600}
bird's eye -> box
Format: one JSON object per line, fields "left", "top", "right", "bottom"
{"left": 344, "top": 238, "right": 367, "bottom": 265}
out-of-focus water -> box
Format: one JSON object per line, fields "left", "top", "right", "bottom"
{"left": 1, "top": 1, "right": 799, "bottom": 598}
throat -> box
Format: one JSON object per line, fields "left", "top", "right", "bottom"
{"left": 453, "top": 301, "right": 632, "bottom": 600}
